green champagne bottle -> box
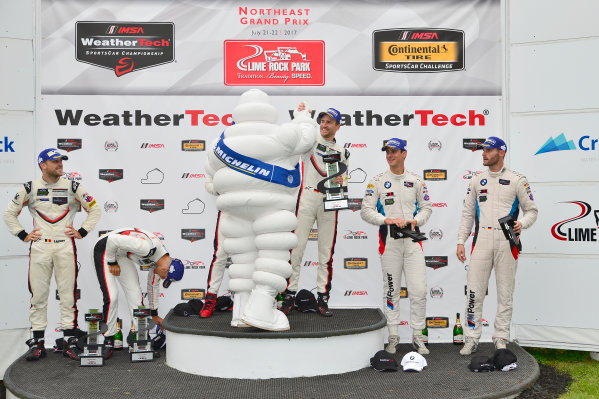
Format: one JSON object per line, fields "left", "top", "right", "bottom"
{"left": 276, "top": 292, "right": 284, "bottom": 310}
{"left": 453, "top": 312, "right": 464, "bottom": 345}
{"left": 113, "top": 318, "right": 123, "bottom": 350}
{"left": 422, "top": 326, "right": 429, "bottom": 346}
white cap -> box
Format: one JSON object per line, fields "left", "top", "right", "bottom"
{"left": 401, "top": 351, "right": 427, "bottom": 372}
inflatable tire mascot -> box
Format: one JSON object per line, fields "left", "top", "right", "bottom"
{"left": 206, "top": 89, "right": 317, "bottom": 331}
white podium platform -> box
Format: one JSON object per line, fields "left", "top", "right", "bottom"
{"left": 163, "top": 308, "right": 386, "bottom": 379}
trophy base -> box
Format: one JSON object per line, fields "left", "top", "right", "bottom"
{"left": 323, "top": 198, "right": 348, "bottom": 211}
{"left": 131, "top": 350, "right": 154, "bottom": 362}
{"left": 80, "top": 354, "right": 104, "bottom": 367}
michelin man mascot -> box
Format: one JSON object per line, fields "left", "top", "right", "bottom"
{"left": 206, "top": 89, "right": 317, "bottom": 331}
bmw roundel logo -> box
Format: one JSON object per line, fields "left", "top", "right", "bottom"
{"left": 480, "top": 179, "right": 487, "bottom": 186}
{"left": 384, "top": 181, "right": 391, "bottom": 189}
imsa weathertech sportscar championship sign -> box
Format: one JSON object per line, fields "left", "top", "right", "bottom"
{"left": 224, "top": 40, "right": 325, "bottom": 85}
{"left": 373, "top": 28, "right": 464, "bottom": 73}
{"left": 75, "top": 22, "right": 175, "bottom": 76}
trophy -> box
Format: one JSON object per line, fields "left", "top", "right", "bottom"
{"left": 316, "top": 150, "right": 348, "bottom": 211}
{"left": 80, "top": 309, "right": 106, "bottom": 367}
{"left": 130, "top": 307, "right": 155, "bottom": 362}
{"left": 390, "top": 224, "right": 428, "bottom": 242}
{"left": 499, "top": 215, "right": 522, "bottom": 252}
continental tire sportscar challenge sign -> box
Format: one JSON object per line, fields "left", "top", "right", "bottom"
{"left": 76, "top": 22, "right": 175, "bottom": 76}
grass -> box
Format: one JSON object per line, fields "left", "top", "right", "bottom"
{"left": 525, "top": 347, "right": 599, "bottom": 398}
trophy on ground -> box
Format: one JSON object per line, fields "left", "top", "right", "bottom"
{"left": 499, "top": 215, "right": 522, "bottom": 253}
{"left": 390, "top": 224, "right": 428, "bottom": 242}
{"left": 80, "top": 309, "right": 106, "bottom": 367}
{"left": 130, "top": 307, "right": 156, "bottom": 362}
{"left": 316, "top": 150, "right": 348, "bottom": 211}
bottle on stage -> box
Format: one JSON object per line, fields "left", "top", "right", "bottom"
{"left": 422, "top": 326, "right": 428, "bottom": 346}
{"left": 114, "top": 318, "right": 123, "bottom": 350}
{"left": 276, "top": 292, "right": 284, "bottom": 310}
{"left": 453, "top": 312, "right": 464, "bottom": 345}
{"left": 129, "top": 321, "right": 136, "bottom": 343}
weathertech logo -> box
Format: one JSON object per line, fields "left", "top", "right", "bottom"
{"left": 348, "top": 198, "right": 363, "bottom": 212}
{"left": 463, "top": 138, "right": 486, "bottom": 151}
{"left": 99, "top": 169, "right": 123, "bottom": 182}
{"left": 57, "top": 138, "right": 82, "bottom": 152}
{"left": 224, "top": 40, "right": 325, "bottom": 86}
{"left": 140, "top": 143, "right": 165, "bottom": 149}
{"left": 551, "top": 201, "right": 598, "bottom": 242}
{"left": 76, "top": 21, "right": 174, "bottom": 77}
{"left": 373, "top": 28, "right": 464, "bottom": 72}
{"left": 140, "top": 199, "right": 165, "bottom": 213}
{"left": 425, "top": 256, "right": 448, "bottom": 269}
{"left": 181, "top": 229, "right": 205, "bottom": 242}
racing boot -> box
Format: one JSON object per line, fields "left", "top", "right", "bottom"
{"left": 459, "top": 337, "right": 479, "bottom": 356}
{"left": 280, "top": 290, "right": 296, "bottom": 316}
{"left": 102, "top": 335, "right": 114, "bottom": 360}
{"left": 241, "top": 287, "right": 290, "bottom": 331}
{"left": 200, "top": 293, "right": 217, "bottom": 318}
{"left": 317, "top": 294, "right": 333, "bottom": 317}
{"left": 25, "top": 338, "right": 47, "bottom": 361}
{"left": 493, "top": 337, "right": 508, "bottom": 350}
{"left": 385, "top": 335, "right": 399, "bottom": 354}
{"left": 412, "top": 332, "right": 430, "bottom": 355}
{"left": 62, "top": 336, "right": 83, "bottom": 360}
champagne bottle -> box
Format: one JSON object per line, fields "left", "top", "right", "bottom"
{"left": 422, "top": 326, "right": 429, "bottom": 346}
{"left": 453, "top": 312, "right": 464, "bottom": 345}
{"left": 276, "top": 292, "right": 284, "bottom": 310}
{"left": 113, "top": 318, "right": 123, "bottom": 350}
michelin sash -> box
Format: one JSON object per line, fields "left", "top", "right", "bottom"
{"left": 214, "top": 133, "right": 300, "bottom": 188}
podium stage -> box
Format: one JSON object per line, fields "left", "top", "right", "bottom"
{"left": 4, "top": 308, "right": 539, "bottom": 399}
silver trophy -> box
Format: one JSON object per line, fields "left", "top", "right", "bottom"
{"left": 130, "top": 307, "right": 155, "bottom": 362}
{"left": 80, "top": 309, "right": 106, "bottom": 367}
{"left": 316, "top": 150, "right": 348, "bottom": 211}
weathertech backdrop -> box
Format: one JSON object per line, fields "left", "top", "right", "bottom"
{"left": 37, "top": 0, "right": 502, "bottom": 344}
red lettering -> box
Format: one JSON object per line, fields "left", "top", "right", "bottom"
{"left": 185, "top": 110, "right": 205, "bottom": 126}
{"left": 432, "top": 113, "right": 448, "bottom": 126}
{"left": 415, "top": 110, "right": 433, "bottom": 126}
{"left": 203, "top": 114, "right": 220, "bottom": 126}
{"left": 451, "top": 114, "right": 466, "bottom": 126}
{"left": 469, "top": 110, "right": 485, "bottom": 126}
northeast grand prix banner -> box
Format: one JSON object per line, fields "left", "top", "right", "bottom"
{"left": 38, "top": 0, "right": 501, "bottom": 344}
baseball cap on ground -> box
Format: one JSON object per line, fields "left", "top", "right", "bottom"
{"left": 173, "top": 299, "right": 203, "bottom": 317}
{"left": 493, "top": 349, "right": 518, "bottom": 371}
{"left": 381, "top": 138, "right": 407, "bottom": 151}
{"left": 215, "top": 295, "right": 234, "bottom": 312}
{"left": 401, "top": 351, "right": 427, "bottom": 372}
{"left": 294, "top": 289, "right": 318, "bottom": 312}
{"left": 163, "top": 258, "right": 184, "bottom": 288}
{"left": 469, "top": 355, "right": 495, "bottom": 372}
{"left": 318, "top": 107, "right": 341, "bottom": 124}
{"left": 38, "top": 148, "right": 69, "bottom": 164}
{"left": 370, "top": 350, "right": 398, "bottom": 372}
{"left": 478, "top": 136, "right": 507, "bottom": 152}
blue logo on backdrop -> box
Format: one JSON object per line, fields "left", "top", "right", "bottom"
{"left": 535, "top": 133, "right": 598, "bottom": 155}
{"left": 0, "top": 136, "right": 15, "bottom": 152}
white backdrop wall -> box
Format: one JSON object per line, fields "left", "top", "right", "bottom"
{"left": 507, "top": 0, "right": 599, "bottom": 351}
{"left": 1, "top": 0, "right": 512, "bottom": 352}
